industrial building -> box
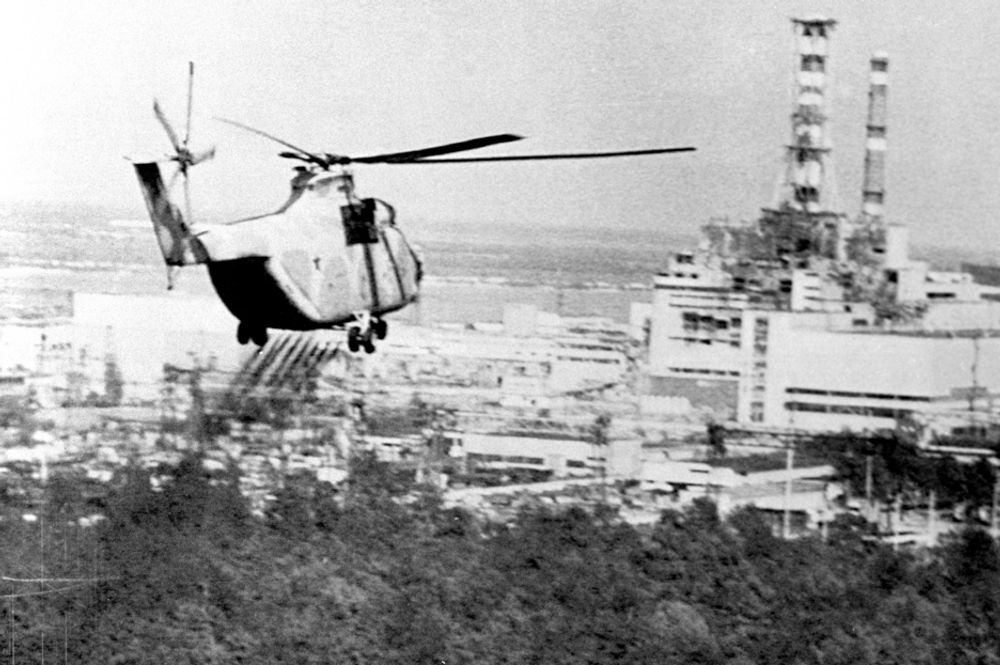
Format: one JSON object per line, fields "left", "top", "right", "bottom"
{"left": 643, "top": 17, "right": 1000, "bottom": 435}
{"left": 445, "top": 430, "right": 642, "bottom": 480}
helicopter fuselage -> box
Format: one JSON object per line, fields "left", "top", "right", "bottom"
{"left": 134, "top": 163, "right": 422, "bottom": 340}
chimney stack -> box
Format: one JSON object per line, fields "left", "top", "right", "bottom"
{"left": 777, "top": 16, "right": 838, "bottom": 214}
{"left": 862, "top": 52, "right": 889, "bottom": 220}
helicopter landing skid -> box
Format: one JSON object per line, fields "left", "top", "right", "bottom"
{"left": 346, "top": 312, "right": 387, "bottom": 353}
{"left": 237, "top": 321, "right": 269, "bottom": 347}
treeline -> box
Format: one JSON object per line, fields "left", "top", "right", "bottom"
{"left": 712, "top": 431, "right": 998, "bottom": 514}
{"left": 804, "top": 432, "right": 998, "bottom": 510}
{"left": 2, "top": 453, "right": 999, "bottom": 664}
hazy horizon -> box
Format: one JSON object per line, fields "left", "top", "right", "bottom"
{"left": 3, "top": 1, "right": 1000, "bottom": 255}
{"left": 2, "top": 199, "right": 996, "bottom": 282}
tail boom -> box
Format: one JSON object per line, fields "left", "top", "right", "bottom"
{"left": 133, "top": 162, "right": 207, "bottom": 266}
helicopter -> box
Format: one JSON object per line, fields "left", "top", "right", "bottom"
{"left": 131, "top": 64, "right": 695, "bottom": 352}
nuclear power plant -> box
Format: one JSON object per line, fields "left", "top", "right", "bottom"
{"left": 1, "top": 17, "right": 996, "bottom": 539}
{"left": 642, "top": 17, "right": 1000, "bottom": 437}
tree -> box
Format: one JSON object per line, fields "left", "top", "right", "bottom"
{"left": 590, "top": 413, "right": 611, "bottom": 448}
{"left": 707, "top": 421, "right": 727, "bottom": 459}
{"left": 186, "top": 366, "right": 208, "bottom": 446}
{"left": 103, "top": 355, "right": 124, "bottom": 406}
{"left": 941, "top": 528, "right": 1000, "bottom": 661}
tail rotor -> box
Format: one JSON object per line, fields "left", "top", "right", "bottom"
{"left": 134, "top": 62, "right": 214, "bottom": 288}
{"left": 153, "top": 62, "right": 215, "bottom": 224}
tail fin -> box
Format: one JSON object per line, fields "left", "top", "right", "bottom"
{"left": 133, "top": 162, "right": 207, "bottom": 266}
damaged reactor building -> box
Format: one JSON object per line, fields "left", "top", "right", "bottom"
{"left": 641, "top": 17, "right": 1000, "bottom": 438}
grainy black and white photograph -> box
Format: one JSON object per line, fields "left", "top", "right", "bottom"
{"left": 2, "top": 1, "right": 1000, "bottom": 663}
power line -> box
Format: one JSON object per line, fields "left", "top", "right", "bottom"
{"left": 1, "top": 577, "right": 117, "bottom": 584}
{"left": 0, "top": 583, "right": 90, "bottom": 600}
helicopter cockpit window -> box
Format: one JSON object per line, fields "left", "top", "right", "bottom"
{"left": 342, "top": 198, "right": 379, "bottom": 245}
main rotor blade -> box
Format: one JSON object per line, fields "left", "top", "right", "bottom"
{"left": 189, "top": 146, "right": 216, "bottom": 166}
{"left": 153, "top": 99, "right": 182, "bottom": 153}
{"left": 215, "top": 117, "right": 327, "bottom": 163}
{"left": 184, "top": 171, "right": 192, "bottom": 225}
{"left": 352, "top": 134, "right": 524, "bottom": 163}
{"left": 395, "top": 146, "right": 697, "bottom": 163}
{"left": 184, "top": 61, "right": 194, "bottom": 146}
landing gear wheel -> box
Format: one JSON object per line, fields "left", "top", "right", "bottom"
{"left": 347, "top": 327, "right": 361, "bottom": 353}
{"left": 237, "top": 322, "right": 268, "bottom": 346}
{"left": 250, "top": 327, "right": 269, "bottom": 347}
{"left": 347, "top": 310, "right": 380, "bottom": 353}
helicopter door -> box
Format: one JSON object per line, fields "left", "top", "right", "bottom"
{"left": 342, "top": 198, "right": 379, "bottom": 245}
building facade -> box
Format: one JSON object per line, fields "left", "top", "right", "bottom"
{"left": 642, "top": 18, "right": 1000, "bottom": 435}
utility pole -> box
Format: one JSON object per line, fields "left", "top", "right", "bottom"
{"left": 865, "top": 454, "right": 874, "bottom": 522}
{"left": 782, "top": 440, "right": 795, "bottom": 539}
{"left": 591, "top": 414, "right": 610, "bottom": 504}
{"left": 928, "top": 490, "right": 937, "bottom": 548}
{"left": 40, "top": 452, "right": 47, "bottom": 665}
{"left": 892, "top": 494, "right": 902, "bottom": 552}
{"left": 991, "top": 474, "right": 999, "bottom": 540}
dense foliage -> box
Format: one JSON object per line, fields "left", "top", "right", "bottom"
{"left": 709, "top": 430, "right": 998, "bottom": 513}
{"left": 803, "top": 432, "right": 998, "bottom": 509}
{"left": 2, "top": 453, "right": 999, "bottom": 664}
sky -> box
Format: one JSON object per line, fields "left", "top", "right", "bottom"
{"left": 2, "top": 0, "right": 1000, "bottom": 251}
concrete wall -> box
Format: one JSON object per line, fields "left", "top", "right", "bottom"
{"left": 753, "top": 310, "right": 1000, "bottom": 430}
{"left": 647, "top": 374, "right": 738, "bottom": 418}
{"left": 0, "top": 323, "right": 74, "bottom": 374}
{"left": 919, "top": 301, "right": 1000, "bottom": 331}
{"left": 455, "top": 432, "right": 597, "bottom": 477}
{"left": 73, "top": 292, "right": 247, "bottom": 399}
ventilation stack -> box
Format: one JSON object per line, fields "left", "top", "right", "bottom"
{"left": 778, "top": 16, "right": 838, "bottom": 214}
{"left": 861, "top": 52, "right": 889, "bottom": 221}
